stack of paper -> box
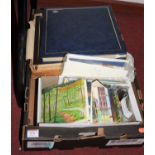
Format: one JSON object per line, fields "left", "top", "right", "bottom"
{"left": 59, "top": 54, "right": 132, "bottom": 83}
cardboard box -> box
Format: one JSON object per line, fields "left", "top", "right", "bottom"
{"left": 20, "top": 6, "right": 144, "bottom": 150}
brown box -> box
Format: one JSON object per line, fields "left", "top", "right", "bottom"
{"left": 20, "top": 6, "right": 144, "bottom": 150}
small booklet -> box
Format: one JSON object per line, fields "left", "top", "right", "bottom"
{"left": 91, "top": 80, "right": 113, "bottom": 123}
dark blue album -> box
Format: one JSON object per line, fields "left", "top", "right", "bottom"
{"left": 35, "top": 6, "right": 126, "bottom": 63}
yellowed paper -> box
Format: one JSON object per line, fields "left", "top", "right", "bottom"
{"left": 26, "top": 13, "right": 43, "bottom": 60}
{"left": 26, "top": 20, "right": 35, "bottom": 60}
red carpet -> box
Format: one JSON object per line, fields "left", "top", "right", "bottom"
{"left": 11, "top": 1, "right": 144, "bottom": 155}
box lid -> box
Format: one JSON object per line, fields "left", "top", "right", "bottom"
{"left": 33, "top": 6, "right": 127, "bottom": 64}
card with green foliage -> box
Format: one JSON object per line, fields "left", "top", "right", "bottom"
{"left": 40, "top": 79, "right": 89, "bottom": 124}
